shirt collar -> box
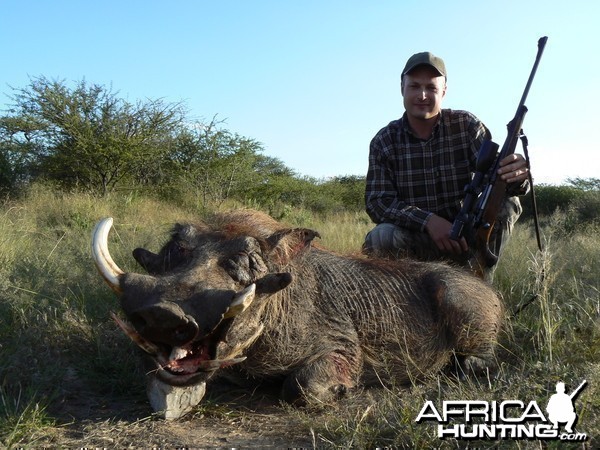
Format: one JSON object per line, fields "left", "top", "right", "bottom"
{"left": 400, "top": 110, "right": 445, "bottom": 140}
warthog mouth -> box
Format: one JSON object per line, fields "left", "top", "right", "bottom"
{"left": 111, "top": 310, "right": 259, "bottom": 386}
{"left": 92, "top": 218, "right": 262, "bottom": 387}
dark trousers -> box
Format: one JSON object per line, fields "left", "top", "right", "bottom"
{"left": 363, "top": 197, "right": 523, "bottom": 282}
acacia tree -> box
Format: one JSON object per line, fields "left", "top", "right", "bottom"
{"left": 167, "top": 118, "right": 269, "bottom": 205}
{"left": 0, "top": 115, "right": 43, "bottom": 192}
{"left": 4, "top": 77, "right": 186, "bottom": 195}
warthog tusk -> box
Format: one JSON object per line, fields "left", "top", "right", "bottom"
{"left": 223, "top": 283, "right": 256, "bottom": 319}
{"left": 111, "top": 311, "right": 163, "bottom": 358}
{"left": 92, "top": 217, "right": 124, "bottom": 294}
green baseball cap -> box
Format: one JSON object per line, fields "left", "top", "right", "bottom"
{"left": 402, "top": 52, "right": 446, "bottom": 78}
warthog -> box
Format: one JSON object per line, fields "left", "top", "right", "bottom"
{"left": 92, "top": 210, "right": 503, "bottom": 418}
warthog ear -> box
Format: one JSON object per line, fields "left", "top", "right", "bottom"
{"left": 132, "top": 248, "right": 163, "bottom": 274}
{"left": 264, "top": 228, "right": 321, "bottom": 265}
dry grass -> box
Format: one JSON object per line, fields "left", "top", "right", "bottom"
{"left": 0, "top": 185, "right": 598, "bottom": 448}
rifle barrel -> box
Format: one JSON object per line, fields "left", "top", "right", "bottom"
{"left": 517, "top": 36, "right": 548, "bottom": 114}
{"left": 569, "top": 379, "right": 587, "bottom": 400}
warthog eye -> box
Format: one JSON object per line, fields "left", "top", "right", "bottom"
{"left": 164, "top": 242, "right": 193, "bottom": 269}
{"left": 175, "top": 242, "right": 191, "bottom": 255}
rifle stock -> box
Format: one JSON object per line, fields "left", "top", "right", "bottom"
{"left": 472, "top": 180, "right": 507, "bottom": 272}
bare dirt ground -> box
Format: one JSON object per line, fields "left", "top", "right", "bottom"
{"left": 35, "top": 380, "right": 325, "bottom": 449}
{"left": 50, "top": 409, "right": 316, "bottom": 449}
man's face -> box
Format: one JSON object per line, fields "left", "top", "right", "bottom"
{"left": 402, "top": 65, "right": 446, "bottom": 121}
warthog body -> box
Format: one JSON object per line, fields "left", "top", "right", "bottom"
{"left": 92, "top": 210, "right": 503, "bottom": 413}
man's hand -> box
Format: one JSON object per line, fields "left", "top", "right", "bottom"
{"left": 498, "top": 153, "right": 529, "bottom": 184}
{"left": 425, "top": 214, "right": 468, "bottom": 254}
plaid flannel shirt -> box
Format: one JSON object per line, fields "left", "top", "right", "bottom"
{"left": 365, "top": 109, "right": 491, "bottom": 231}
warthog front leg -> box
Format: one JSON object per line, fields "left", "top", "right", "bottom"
{"left": 281, "top": 349, "right": 362, "bottom": 406}
{"left": 438, "top": 273, "right": 503, "bottom": 378}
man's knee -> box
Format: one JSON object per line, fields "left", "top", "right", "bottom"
{"left": 364, "top": 223, "right": 430, "bottom": 259}
{"left": 498, "top": 197, "right": 523, "bottom": 230}
{"left": 363, "top": 223, "right": 399, "bottom": 254}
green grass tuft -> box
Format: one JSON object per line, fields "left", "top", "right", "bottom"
{"left": 0, "top": 387, "right": 56, "bottom": 448}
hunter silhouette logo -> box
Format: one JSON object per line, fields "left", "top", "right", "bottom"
{"left": 415, "top": 379, "right": 589, "bottom": 441}
{"left": 546, "top": 380, "right": 586, "bottom": 433}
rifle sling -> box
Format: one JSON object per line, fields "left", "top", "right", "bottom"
{"left": 519, "top": 131, "right": 543, "bottom": 253}
{"left": 511, "top": 131, "right": 545, "bottom": 319}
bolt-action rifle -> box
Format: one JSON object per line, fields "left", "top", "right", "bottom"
{"left": 450, "top": 36, "right": 548, "bottom": 277}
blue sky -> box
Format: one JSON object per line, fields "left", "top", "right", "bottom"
{"left": 2, "top": 0, "right": 599, "bottom": 184}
